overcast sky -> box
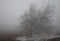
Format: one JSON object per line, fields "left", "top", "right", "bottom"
{"left": 0, "top": 0, "right": 60, "bottom": 33}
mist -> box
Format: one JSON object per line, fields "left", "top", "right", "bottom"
{"left": 0, "top": 0, "right": 48, "bottom": 33}
{"left": 0, "top": 0, "right": 60, "bottom": 40}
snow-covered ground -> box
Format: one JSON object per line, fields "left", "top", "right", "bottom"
{"left": 16, "top": 33, "right": 59, "bottom": 41}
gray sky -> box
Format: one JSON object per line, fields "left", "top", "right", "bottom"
{"left": 54, "top": 0, "right": 60, "bottom": 25}
{"left": 0, "top": 0, "right": 60, "bottom": 32}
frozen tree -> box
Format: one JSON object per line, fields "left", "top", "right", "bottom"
{"left": 18, "top": 1, "right": 55, "bottom": 40}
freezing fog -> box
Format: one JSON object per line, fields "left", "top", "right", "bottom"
{"left": 0, "top": 0, "right": 60, "bottom": 40}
